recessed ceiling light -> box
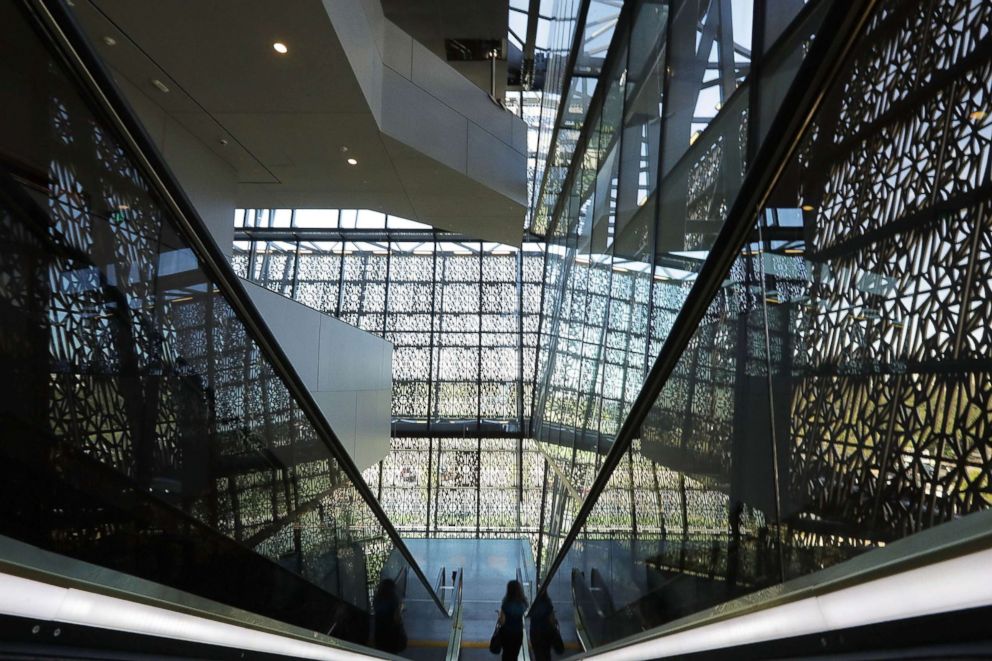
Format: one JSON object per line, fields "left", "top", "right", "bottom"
{"left": 151, "top": 79, "right": 170, "bottom": 93}
{"left": 347, "top": 158, "right": 358, "bottom": 166}
{"left": 801, "top": 204, "right": 815, "bottom": 211}
{"left": 273, "top": 42, "right": 288, "bottom": 54}
{"left": 102, "top": 36, "right": 117, "bottom": 47}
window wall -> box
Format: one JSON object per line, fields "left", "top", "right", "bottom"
{"left": 363, "top": 437, "right": 545, "bottom": 543}
{"left": 234, "top": 217, "right": 544, "bottom": 435}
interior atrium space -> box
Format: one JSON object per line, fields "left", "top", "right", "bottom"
{"left": 1, "top": 0, "right": 992, "bottom": 659}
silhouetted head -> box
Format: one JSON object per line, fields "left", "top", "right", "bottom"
{"left": 375, "top": 578, "right": 397, "bottom": 600}
{"left": 504, "top": 579, "right": 527, "bottom": 604}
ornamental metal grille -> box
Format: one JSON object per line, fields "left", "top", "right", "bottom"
{"left": 784, "top": 0, "right": 992, "bottom": 539}
{"left": 362, "top": 437, "right": 545, "bottom": 547}
{"left": 234, "top": 227, "right": 544, "bottom": 433}
{"left": 540, "top": 0, "right": 992, "bottom": 647}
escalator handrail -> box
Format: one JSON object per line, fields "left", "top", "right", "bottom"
{"left": 534, "top": 0, "right": 882, "bottom": 601}
{"left": 570, "top": 569, "right": 592, "bottom": 653}
{"left": 444, "top": 568, "right": 465, "bottom": 661}
{"left": 22, "top": 0, "right": 448, "bottom": 617}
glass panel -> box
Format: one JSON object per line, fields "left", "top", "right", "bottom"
{"left": 574, "top": 0, "right": 624, "bottom": 77}
{"left": 564, "top": 221, "right": 778, "bottom": 647}
{"left": 541, "top": 0, "right": 992, "bottom": 648}
{"left": 767, "top": 0, "right": 992, "bottom": 579}
{"left": 614, "top": 1, "right": 667, "bottom": 255}
{"left": 294, "top": 208, "right": 339, "bottom": 228}
{"left": 0, "top": 2, "right": 437, "bottom": 645}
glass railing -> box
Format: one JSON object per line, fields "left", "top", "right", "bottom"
{"left": 537, "top": 0, "right": 992, "bottom": 649}
{"left": 528, "top": 0, "right": 830, "bottom": 590}
{"left": 0, "top": 0, "right": 444, "bottom": 647}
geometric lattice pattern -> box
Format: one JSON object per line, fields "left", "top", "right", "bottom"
{"left": 788, "top": 0, "right": 992, "bottom": 540}
{"left": 234, "top": 228, "right": 545, "bottom": 430}
{"left": 0, "top": 5, "right": 429, "bottom": 640}
{"left": 362, "top": 437, "right": 545, "bottom": 547}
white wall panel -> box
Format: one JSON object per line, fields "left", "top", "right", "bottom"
{"left": 243, "top": 280, "right": 392, "bottom": 470}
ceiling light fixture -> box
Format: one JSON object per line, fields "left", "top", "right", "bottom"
{"left": 151, "top": 79, "right": 170, "bottom": 93}
{"left": 273, "top": 42, "right": 288, "bottom": 54}
{"left": 801, "top": 204, "right": 815, "bottom": 211}
{"left": 347, "top": 158, "right": 358, "bottom": 166}
{"left": 102, "top": 36, "right": 117, "bottom": 47}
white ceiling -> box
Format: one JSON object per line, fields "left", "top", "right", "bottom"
{"left": 72, "top": 0, "right": 525, "bottom": 245}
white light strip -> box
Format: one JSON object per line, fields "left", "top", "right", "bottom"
{"left": 586, "top": 547, "right": 992, "bottom": 660}
{"left": 0, "top": 573, "right": 380, "bottom": 660}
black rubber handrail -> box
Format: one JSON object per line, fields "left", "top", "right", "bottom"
{"left": 534, "top": 0, "right": 882, "bottom": 601}
{"left": 24, "top": 0, "right": 448, "bottom": 618}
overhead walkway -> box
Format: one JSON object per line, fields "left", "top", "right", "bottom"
{"left": 529, "top": 0, "right": 992, "bottom": 658}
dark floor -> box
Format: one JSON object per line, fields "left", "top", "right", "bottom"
{"left": 397, "top": 538, "right": 580, "bottom": 660}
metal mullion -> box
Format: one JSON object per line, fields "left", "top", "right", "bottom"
{"left": 751, "top": 225, "right": 786, "bottom": 581}
{"left": 335, "top": 241, "right": 345, "bottom": 317}
{"left": 531, "top": 0, "right": 594, "bottom": 228}
{"left": 477, "top": 246, "right": 483, "bottom": 433}
{"left": 747, "top": 0, "right": 768, "bottom": 166}
{"left": 516, "top": 250, "right": 526, "bottom": 503}
{"left": 627, "top": 445, "right": 637, "bottom": 539}
{"left": 535, "top": 244, "right": 577, "bottom": 438}
{"left": 610, "top": 13, "right": 636, "bottom": 244}
{"left": 426, "top": 435, "right": 434, "bottom": 536}
{"left": 290, "top": 239, "right": 301, "bottom": 298}
{"left": 427, "top": 233, "right": 439, "bottom": 433}
{"left": 473, "top": 246, "right": 483, "bottom": 539}
{"left": 382, "top": 241, "right": 392, "bottom": 339}
{"left": 579, "top": 258, "right": 611, "bottom": 469}
{"left": 528, "top": 245, "right": 549, "bottom": 427}
{"left": 610, "top": 268, "right": 642, "bottom": 460}
{"left": 716, "top": 0, "right": 740, "bottom": 101}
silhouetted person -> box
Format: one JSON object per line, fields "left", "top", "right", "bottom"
{"left": 373, "top": 578, "right": 407, "bottom": 653}
{"left": 498, "top": 579, "right": 527, "bottom": 660}
{"left": 529, "top": 591, "right": 560, "bottom": 661}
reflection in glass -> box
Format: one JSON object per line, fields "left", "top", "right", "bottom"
{"left": 541, "top": 0, "right": 992, "bottom": 648}
{"left": 0, "top": 1, "right": 436, "bottom": 645}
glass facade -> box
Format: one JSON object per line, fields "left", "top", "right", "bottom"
{"left": 527, "top": 0, "right": 820, "bottom": 583}
{"left": 234, "top": 220, "right": 544, "bottom": 433}
{"left": 363, "top": 437, "right": 545, "bottom": 541}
